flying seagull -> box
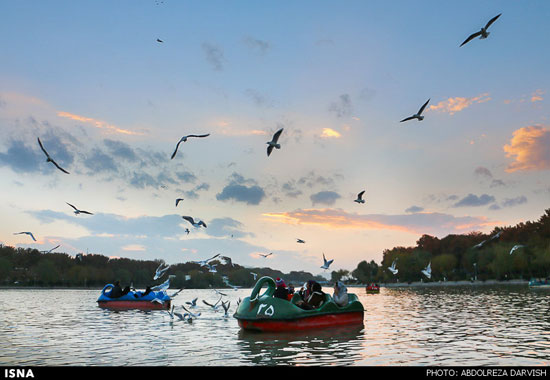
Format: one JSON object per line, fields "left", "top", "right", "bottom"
{"left": 203, "top": 296, "right": 223, "bottom": 311}
{"left": 421, "top": 262, "right": 432, "bottom": 279}
{"left": 190, "top": 253, "right": 220, "bottom": 267}
{"left": 14, "top": 232, "right": 36, "bottom": 241}
{"left": 251, "top": 272, "right": 258, "bottom": 280}
{"left": 297, "top": 238, "right": 306, "bottom": 244}
{"left": 182, "top": 216, "right": 207, "bottom": 228}
{"left": 185, "top": 297, "right": 198, "bottom": 307}
{"left": 41, "top": 245, "right": 60, "bottom": 254}
{"left": 354, "top": 190, "right": 366, "bottom": 204}
{"left": 184, "top": 228, "right": 190, "bottom": 235}
{"left": 176, "top": 198, "right": 184, "bottom": 207}
{"left": 66, "top": 202, "right": 93, "bottom": 215}
{"left": 221, "top": 301, "right": 231, "bottom": 318}
{"left": 472, "top": 230, "right": 502, "bottom": 249}
{"left": 388, "top": 259, "right": 398, "bottom": 275}
{"left": 170, "top": 134, "right": 210, "bottom": 159}
{"left": 213, "top": 288, "right": 227, "bottom": 297}
{"left": 206, "top": 263, "right": 217, "bottom": 273}
{"left": 460, "top": 13, "right": 502, "bottom": 47}
{"left": 509, "top": 245, "right": 526, "bottom": 255}
{"left": 168, "top": 288, "right": 183, "bottom": 298}
{"left": 181, "top": 305, "right": 201, "bottom": 321}
{"left": 154, "top": 262, "right": 170, "bottom": 280}
{"left": 37, "top": 137, "right": 70, "bottom": 174}
{"left": 157, "top": 38, "right": 164, "bottom": 43}
{"left": 400, "top": 99, "right": 430, "bottom": 122}
{"left": 258, "top": 252, "right": 272, "bottom": 258}
{"left": 321, "top": 253, "right": 334, "bottom": 270}
{"left": 266, "top": 128, "right": 284, "bottom": 157}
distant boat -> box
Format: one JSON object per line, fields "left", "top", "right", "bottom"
{"left": 529, "top": 278, "right": 550, "bottom": 288}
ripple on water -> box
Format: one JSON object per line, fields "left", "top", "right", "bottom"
{"left": 1, "top": 286, "right": 550, "bottom": 365}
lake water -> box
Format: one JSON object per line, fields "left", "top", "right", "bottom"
{"left": 1, "top": 285, "right": 549, "bottom": 366}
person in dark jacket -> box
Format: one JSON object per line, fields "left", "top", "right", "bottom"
{"left": 296, "top": 281, "right": 325, "bottom": 310}
{"left": 109, "top": 280, "right": 130, "bottom": 298}
{"left": 273, "top": 277, "right": 290, "bottom": 300}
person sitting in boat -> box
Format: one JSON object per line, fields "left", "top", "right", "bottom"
{"left": 299, "top": 280, "right": 314, "bottom": 300}
{"left": 109, "top": 280, "right": 131, "bottom": 298}
{"left": 333, "top": 281, "right": 348, "bottom": 307}
{"left": 274, "top": 278, "right": 290, "bottom": 300}
{"left": 287, "top": 283, "right": 295, "bottom": 301}
{"left": 296, "top": 282, "right": 325, "bottom": 310}
{"left": 133, "top": 286, "right": 152, "bottom": 298}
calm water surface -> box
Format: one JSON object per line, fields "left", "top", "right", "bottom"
{"left": 1, "top": 285, "right": 549, "bottom": 366}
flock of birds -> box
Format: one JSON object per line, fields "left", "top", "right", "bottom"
{"left": 13, "top": 11, "right": 509, "bottom": 287}
{"left": 149, "top": 261, "right": 236, "bottom": 323}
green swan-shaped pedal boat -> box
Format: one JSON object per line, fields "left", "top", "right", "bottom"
{"left": 234, "top": 276, "right": 365, "bottom": 332}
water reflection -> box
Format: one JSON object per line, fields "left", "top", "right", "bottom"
{"left": 237, "top": 325, "right": 365, "bottom": 366}
{"left": 1, "top": 286, "right": 549, "bottom": 365}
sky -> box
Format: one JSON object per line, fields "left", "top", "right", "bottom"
{"left": 0, "top": 0, "right": 549, "bottom": 278}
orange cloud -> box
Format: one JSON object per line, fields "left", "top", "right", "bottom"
{"left": 57, "top": 111, "right": 145, "bottom": 136}
{"left": 320, "top": 128, "right": 341, "bottom": 138}
{"left": 262, "top": 208, "right": 498, "bottom": 236}
{"left": 504, "top": 126, "right": 550, "bottom": 172}
{"left": 429, "top": 93, "right": 491, "bottom": 115}
{"left": 531, "top": 89, "right": 544, "bottom": 102}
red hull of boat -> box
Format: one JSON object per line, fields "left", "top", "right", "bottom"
{"left": 97, "top": 300, "right": 170, "bottom": 310}
{"left": 237, "top": 311, "right": 364, "bottom": 332}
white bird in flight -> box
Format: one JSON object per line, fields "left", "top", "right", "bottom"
{"left": 41, "top": 245, "right": 60, "bottom": 254}
{"left": 176, "top": 198, "right": 184, "bottom": 207}
{"left": 259, "top": 252, "right": 273, "bottom": 258}
{"left": 181, "top": 305, "right": 201, "bottom": 321}
{"left": 191, "top": 254, "right": 220, "bottom": 267}
{"left": 206, "top": 263, "right": 217, "bottom": 273}
{"left": 186, "top": 297, "right": 198, "bottom": 307}
{"left": 266, "top": 128, "right": 284, "bottom": 157}
{"left": 509, "top": 245, "right": 526, "bottom": 255}
{"left": 203, "top": 296, "right": 223, "bottom": 311}
{"left": 388, "top": 259, "right": 398, "bottom": 275}
{"left": 154, "top": 262, "right": 170, "bottom": 280}
{"left": 66, "top": 202, "right": 93, "bottom": 215}
{"left": 221, "top": 301, "right": 231, "bottom": 318}
{"left": 170, "top": 134, "right": 210, "bottom": 159}
{"left": 182, "top": 216, "right": 207, "bottom": 228}
{"left": 460, "top": 13, "right": 502, "bottom": 47}
{"left": 354, "top": 190, "right": 366, "bottom": 204}
{"left": 321, "top": 253, "right": 334, "bottom": 270}
{"left": 37, "top": 137, "right": 70, "bottom": 174}
{"left": 473, "top": 231, "right": 502, "bottom": 249}
{"left": 152, "top": 275, "right": 175, "bottom": 292}
{"left": 421, "top": 262, "right": 432, "bottom": 279}
{"left": 14, "top": 232, "right": 36, "bottom": 241}
{"left": 400, "top": 99, "right": 430, "bottom": 122}
{"left": 251, "top": 272, "right": 258, "bottom": 280}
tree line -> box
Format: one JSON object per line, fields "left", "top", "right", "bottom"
{"left": 347, "top": 209, "right": 550, "bottom": 284}
{"left": 1, "top": 209, "right": 548, "bottom": 288}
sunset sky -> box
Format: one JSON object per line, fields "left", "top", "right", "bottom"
{"left": 1, "top": 0, "right": 548, "bottom": 278}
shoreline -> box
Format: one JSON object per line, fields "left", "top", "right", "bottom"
{"left": 345, "top": 279, "right": 530, "bottom": 288}
{"left": 0, "top": 279, "right": 533, "bottom": 291}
